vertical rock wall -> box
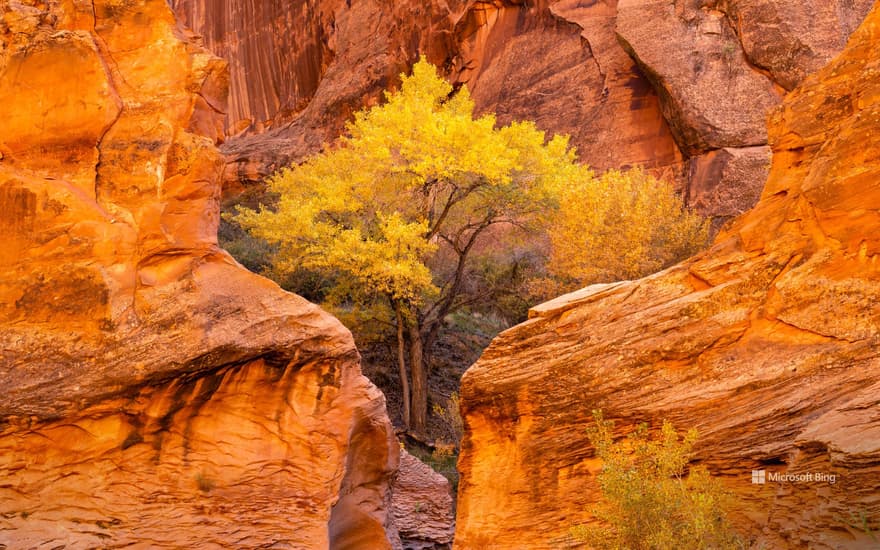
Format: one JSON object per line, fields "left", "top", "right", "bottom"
{"left": 617, "top": 0, "right": 873, "bottom": 227}
{"left": 170, "top": 0, "right": 684, "bottom": 201}
{"left": 0, "top": 1, "right": 398, "bottom": 547}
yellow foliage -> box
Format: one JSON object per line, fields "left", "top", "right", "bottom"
{"left": 233, "top": 57, "right": 578, "bottom": 310}
{"left": 573, "top": 411, "right": 742, "bottom": 550}
{"left": 547, "top": 168, "right": 709, "bottom": 286}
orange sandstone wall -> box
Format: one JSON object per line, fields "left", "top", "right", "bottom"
{"left": 0, "top": 1, "right": 398, "bottom": 547}
{"left": 456, "top": 4, "right": 880, "bottom": 549}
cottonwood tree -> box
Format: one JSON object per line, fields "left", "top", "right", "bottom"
{"left": 233, "top": 59, "right": 581, "bottom": 436}
{"left": 546, "top": 168, "right": 709, "bottom": 287}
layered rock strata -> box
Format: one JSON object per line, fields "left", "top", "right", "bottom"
{"left": 456, "top": 4, "right": 880, "bottom": 549}
{"left": 391, "top": 449, "right": 456, "bottom": 550}
{"left": 0, "top": 0, "right": 398, "bottom": 547}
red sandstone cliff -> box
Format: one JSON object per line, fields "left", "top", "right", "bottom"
{"left": 172, "top": 0, "right": 870, "bottom": 226}
{"left": 170, "top": 0, "right": 681, "bottom": 202}
{"left": 0, "top": 1, "right": 398, "bottom": 547}
{"left": 456, "top": 3, "right": 880, "bottom": 549}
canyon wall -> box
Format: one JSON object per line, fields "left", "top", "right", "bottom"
{"left": 172, "top": 0, "right": 871, "bottom": 226}
{"left": 456, "top": 3, "right": 880, "bottom": 548}
{"left": 169, "top": 0, "right": 681, "bottom": 205}
{"left": 0, "top": 1, "right": 398, "bottom": 547}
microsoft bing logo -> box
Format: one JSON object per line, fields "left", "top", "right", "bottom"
{"left": 752, "top": 470, "right": 766, "bottom": 484}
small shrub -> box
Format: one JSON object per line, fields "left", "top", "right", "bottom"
{"left": 572, "top": 410, "right": 742, "bottom": 550}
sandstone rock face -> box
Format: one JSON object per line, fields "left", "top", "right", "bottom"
{"left": 171, "top": 0, "right": 684, "bottom": 194}
{"left": 453, "top": 0, "right": 683, "bottom": 179}
{"left": 456, "top": 5, "right": 880, "bottom": 549}
{"left": 172, "top": 0, "right": 871, "bottom": 226}
{"left": 688, "top": 145, "right": 771, "bottom": 230}
{"left": 617, "top": 0, "right": 782, "bottom": 156}
{"left": 0, "top": 1, "right": 398, "bottom": 547}
{"left": 728, "top": 0, "right": 875, "bottom": 91}
{"left": 391, "top": 449, "right": 455, "bottom": 550}
{"left": 616, "top": 0, "right": 873, "bottom": 223}
{"left": 171, "top": 0, "right": 466, "bottom": 194}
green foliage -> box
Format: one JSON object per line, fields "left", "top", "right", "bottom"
{"left": 218, "top": 217, "right": 277, "bottom": 275}
{"left": 572, "top": 411, "right": 742, "bottom": 550}
{"left": 547, "top": 168, "right": 709, "bottom": 288}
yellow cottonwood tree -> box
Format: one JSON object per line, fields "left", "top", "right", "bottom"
{"left": 234, "top": 58, "right": 582, "bottom": 436}
{"left": 547, "top": 168, "right": 709, "bottom": 287}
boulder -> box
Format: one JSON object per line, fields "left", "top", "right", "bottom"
{"left": 616, "top": 0, "right": 782, "bottom": 156}
{"left": 728, "top": 0, "right": 874, "bottom": 91}
{"left": 391, "top": 449, "right": 455, "bottom": 550}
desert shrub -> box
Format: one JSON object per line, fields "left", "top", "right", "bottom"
{"left": 572, "top": 411, "right": 742, "bottom": 550}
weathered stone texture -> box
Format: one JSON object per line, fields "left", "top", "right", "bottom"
{"left": 171, "top": 0, "right": 684, "bottom": 194}
{"left": 688, "top": 145, "right": 772, "bottom": 229}
{"left": 391, "top": 449, "right": 455, "bottom": 550}
{"left": 0, "top": 1, "right": 398, "bottom": 547}
{"left": 171, "top": 0, "right": 871, "bottom": 223}
{"left": 456, "top": 5, "right": 880, "bottom": 549}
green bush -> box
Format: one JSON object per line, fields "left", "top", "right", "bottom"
{"left": 572, "top": 411, "right": 742, "bottom": 550}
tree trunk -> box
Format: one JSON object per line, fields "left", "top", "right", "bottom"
{"left": 394, "top": 301, "right": 411, "bottom": 430}
{"left": 407, "top": 315, "right": 428, "bottom": 438}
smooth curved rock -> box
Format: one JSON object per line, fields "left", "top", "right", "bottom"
{"left": 0, "top": 1, "right": 398, "bottom": 547}
{"left": 456, "top": 5, "right": 880, "bottom": 549}
{"left": 454, "top": 0, "right": 683, "bottom": 178}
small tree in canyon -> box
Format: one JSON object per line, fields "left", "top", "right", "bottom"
{"left": 233, "top": 58, "right": 582, "bottom": 437}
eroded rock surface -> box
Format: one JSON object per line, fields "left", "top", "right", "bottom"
{"left": 617, "top": 0, "right": 782, "bottom": 156}
{"left": 171, "top": 0, "right": 465, "bottom": 194}
{"left": 456, "top": 5, "right": 880, "bottom": 549}
{"left": 171, "top": 0, "right": 684, "bottom": 195}
{"left": 0, "top": 1, "right": 398, "bottom": 547}
{"left": 391, "top": 449, "right": 455, "bottom": 550}
{"left": 173, "top": 0, "right": 871, "bottom": 226}
{"left": 616, "top": 0, "right": 873, "bottom": 223}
